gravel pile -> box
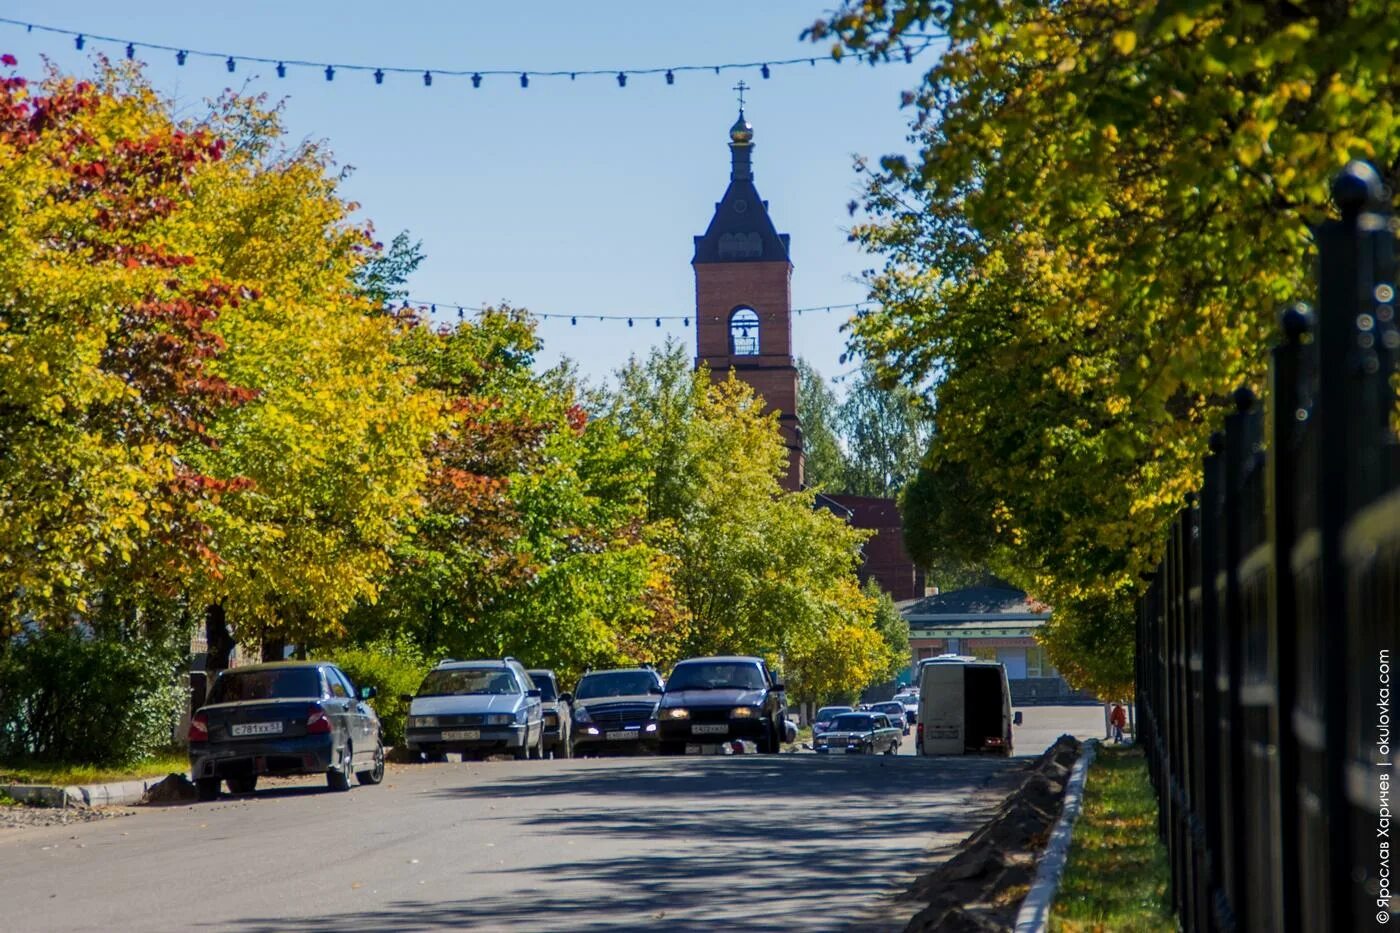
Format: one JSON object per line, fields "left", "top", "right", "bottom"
{"left": 900, "top": 735, "right": 1082, "bottom": 932}
{"left": 0, "top": 804, "right": 132, "bottom": 832}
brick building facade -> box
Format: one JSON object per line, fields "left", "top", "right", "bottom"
{"left": 818, "top": 494, "right": 926, "bottom": 601}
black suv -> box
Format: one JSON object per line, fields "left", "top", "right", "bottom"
{"left": 656, "top": 656, "right": 785, "bottom": 754}
{"left": 571, "top": 667, "right": 664, "bottom": 756}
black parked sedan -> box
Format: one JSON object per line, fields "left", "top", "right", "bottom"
{"left": 189, "top": 662, "right": 384, "bottom": 801}
{"left": 656, "top": 656, "right": 785, "bottom": 754}
{"left": 814, "top": 712, "right": 902, "bottom": 755}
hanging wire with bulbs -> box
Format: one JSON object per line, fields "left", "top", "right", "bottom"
{"left": 401, "top": 299, "right": 872, "bottom": 329}
{"left": 0, "top": 16, "right": 940, "bottom": 90}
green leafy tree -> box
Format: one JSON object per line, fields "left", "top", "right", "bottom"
{"left": 604, "top": 344, "right": 891, "bottom": 697}
{"left": 349, "top": 312, "right": 682, "bottom": 688}
{"left": 837, "top": 362, "right": 933, "bottom": 498}
{"left": 866, "top": 579, "right": 910, "bottom": 682}
{"left": 805, "top": 0, "right": 1399, "bottom": 697}
{"left": 796, "top": 359, "right": 850, "bottom": 492}
{"left": 355, "top": 231, "right": 424, "bottom": 308}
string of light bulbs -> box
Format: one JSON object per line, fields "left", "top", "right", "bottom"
{"left": 402, "top": 299, "right": 873, "bottom": 328}
{"left": 0, "top": 17, "right": 939, "bottom": 89}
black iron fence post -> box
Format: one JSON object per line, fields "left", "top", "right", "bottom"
{"left": 1136, "top": 161, "right": 1397, "bottom": 933}
{"left": 1269, "top": 302, "right": 1312, "bottom": 933}
{"left": 1338, "top": 164, "right": 1398, "bottom": 925}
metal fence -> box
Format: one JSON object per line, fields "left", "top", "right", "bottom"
{"left": 1138, "top": 162, "right": 1399, "bottom": 932}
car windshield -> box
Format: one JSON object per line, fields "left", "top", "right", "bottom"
{"left": 874, "top": 704, "right": 903, "bottom": 715}
{"left": 666, "top": 662, "right": 765, "bottom": 691}
{"left": 816, "top": 707, "right": 852, "bottom": 720}
{"left": 830, "top": 714, "right": 875, "bottom": 731}
{"left": 575, "top": 671, "right": 658, "bottom": 699}
{"left": 416, "top": 668, "right": 520, "bottom": 697}
{"left": 527, "top": 673, "right": 557, "bottom": 701}
{"left": 209, "top": 668, "right": 322, "bottom": 703}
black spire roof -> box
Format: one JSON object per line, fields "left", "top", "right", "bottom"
{"left": 692, "top": 111, "right": 791, "bottom": 265}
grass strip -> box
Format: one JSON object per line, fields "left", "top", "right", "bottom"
{"left": 0, "top": 750, "right": 189, "bottom": 787}
{"left": 1049, "top": 744, "right": 1175, "bottom": 932}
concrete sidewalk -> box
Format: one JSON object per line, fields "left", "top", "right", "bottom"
{"left": 3, "top": 772, "right": 188, "bottom": 808}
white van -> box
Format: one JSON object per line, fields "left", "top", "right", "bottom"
{"left": 915, "top": 655, "right": 1021, "bottom": 756}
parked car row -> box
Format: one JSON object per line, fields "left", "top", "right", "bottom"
{"left": 189, "top": 653, "right": 800, "bottom": 800}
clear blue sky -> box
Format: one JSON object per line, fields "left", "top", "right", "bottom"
{"left": 0, "top": 2, "right": 932, "bottom": 389}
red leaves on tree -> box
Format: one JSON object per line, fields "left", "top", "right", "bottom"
{"left": 0, "top": 59, "right": 257, "bottom": 576}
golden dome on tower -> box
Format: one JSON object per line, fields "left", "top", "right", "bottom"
{"left": 729, "top": 112, "right": 753, "bottom": 146}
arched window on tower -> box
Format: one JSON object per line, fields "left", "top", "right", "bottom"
{"left": 729, "top": 307, "right": 760, "bottom": 356}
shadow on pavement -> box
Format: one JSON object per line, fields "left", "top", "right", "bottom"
{"left": 214, "top": 755, "right": 1023, "bottom": 932}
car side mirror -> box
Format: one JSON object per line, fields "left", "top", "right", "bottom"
{"left": 526, "top": 688, "right": 542, "bottom": 698}
{"left": 359, "top": 686, "right": 377, "bottom": 701}
{"left": 772, "top": 682, "right": 785, "bottom": 692}
{"left": 1013, "top": 711, "right": 1023, "bottom": 726}
{"left": 398, "top": 693, "right": 414, "bottom": 704}
{"left": 648, "top": 685, "right": 663, "bottom": 695}
{"left": 558, "top": 692, "right": 573, "bottom": 704}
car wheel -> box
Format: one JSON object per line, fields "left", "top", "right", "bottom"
{"left": 196, "top": 777, "right": 221, "bottom": 802}
{"left": 327, "top": 744, "right": 353, "bottom": 792}
{"left": 513, "top": 740, "right": 530, "bottom": 761}
{"left": 763, "top": 720, "right": 781, "bottom": 754}
{"left": 559, "top": 737, "right": 573, "bottom": 759}
{"left": 226, "top": 775, "right": 258, "bottom": 794}
{"left": 357, "top": 740, "right": 385, "bottom": 785}
{"left": 659, "top": 741, "right": 685, "bottom": 756}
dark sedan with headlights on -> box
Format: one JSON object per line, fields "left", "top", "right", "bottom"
{"left": 571, "top": 667, "right": 664, "bottom": 756}
{"left": 189, "top": 662, "right": 384, "bottom": 801}
{"left": 656, "top": 656, "right": 785, "bottom": 754}
{"left": 814, "top": 712, "right": 903, "bottom": 756}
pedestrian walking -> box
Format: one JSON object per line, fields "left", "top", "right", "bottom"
{"left": 1109, "top": 702, "right": 1127, "bottom": 744}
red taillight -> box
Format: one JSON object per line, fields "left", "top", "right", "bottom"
{"left": 306, "top": 705, "right": 331, "bottom": 734}
{"left": 189, "top": 711, "right": 208, "bottom": 742}
{"left": 916, "top": 723, "right": 924, "bottom": 747}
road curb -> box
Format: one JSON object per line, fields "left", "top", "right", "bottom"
{"left": 1013, "top": 738, "right": 1098, "bottom": 933}
{"left": 2, "top": 774, "right": 188, "bottom": 808}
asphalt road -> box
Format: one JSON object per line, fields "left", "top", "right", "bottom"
{"left": 0, "top": 704, "right": 1104, "bottom": 933}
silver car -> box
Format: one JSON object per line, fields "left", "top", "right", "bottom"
{"left": 402, "top": 658, "right": 545, "bottom": 761}
{"left": 869, "top": 701, "right": 911, "bottom": 735}
{"left": 812, "top": 705, "right": 853, "bottom": 743}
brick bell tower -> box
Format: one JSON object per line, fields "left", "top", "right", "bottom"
{"left": 693, "top": 103, "right": 804, "bottom": 490}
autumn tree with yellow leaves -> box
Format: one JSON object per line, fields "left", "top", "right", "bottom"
{"left": 807, "top": 0, "right": 1398, "bottom": 696}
